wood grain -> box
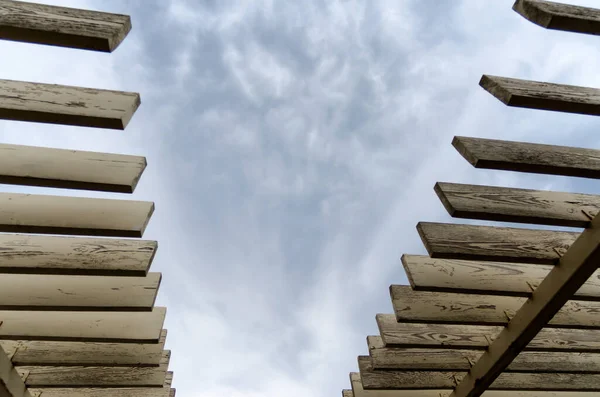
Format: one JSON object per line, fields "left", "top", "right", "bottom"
{"left": 435, "top": 182, "right": 600, "bottom": 227}
{"left": 0, "top": 0, "right": 130, "bottom": 51}
{"left": 0, "top": 307, "right": 166, "bottom": 342}
{"left": 0, "top": 193, "right": 154, "bottom": 237}
{"left": 376, "top": 313, "right": 600, "bottom": 352}
{"left": 402, "top": 255, "right": 600, "bottom": 300}
{"left": 0, "top": 234, "right": 157, "bottom": 276}
{"left": 0, "top": 346, "right": 30, "bottom": 397}
{"left": 28, "top": 388, "right": 172, "bottom": 397}
{"left": 417, "top": 222, "right": 577, "bottom": 264}
{"left": 343, "top": 390, "right": 354, "bottom": 397}
{"left": 514, "top": 0, "right": 600, "bottom": 36}
{"left": 0, "top": 79, "right": 140, "bottom": 129}
{"left": 1, "top": 330, "right": 166, "bottom": 366}
{"left": 390, "top": 286, "right": 600, "bottom": 327}
{"left": 0, "top": 143, "right": 146, "bottom": 193}
{"left": 452, "top": 136, "right": 600, "bottom": 179}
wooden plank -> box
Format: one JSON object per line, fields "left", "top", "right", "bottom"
{"left": 0, "top": 79, "right": 140, "bottom": 130}
{"left": 376, "top": 313, "right": 600, "bottom": 352}
{"left": 343, "top": 390, "right": 354, "bottom": 397}
{"left": 0, "top": 346, "right": 30, "bottom": 397}
{"left": 452, "top": 212, "right": 600, "bottom": 397}
{"left": 1, "top": 330, "right": 166, "bottom": 366}
{"left": 479, "top": 74, "right": 600, "bottom": 116}
{"left": 390, "top": 285, "right": 600, "bottom": 327}
{"left": 0, "top": 234, "right": 157, "bottom": 276}
{"left": 0, "top": 143, "right": 146, "bottom": 193}
{"left": 513, "top": 0, "right": 600, "bottom": 36}
{"left": 434, "top": 182, "right": 600, "bottom": 227}
{"left": 402, "top": 255, "right": 600, "bottom": 300}
{"left": 417, "top": 222, "right": 577, "bottom": 264}
{"left": 0, "top": 193, "right": 154, "bottom": 237}
{"left": 0, "top": 0, "right": 130, "bottom": 52}
{"left": 452, "top": 136, "right": 600, "bottom": 179}
{"left": 27, "top": 388, "right": 170, "bottom": 397}
{"left": 368, "top": 335, "right": 600, "bottom": 372}
{"left": 0, "top": 307, "right": 166, "bottom": 342}
{"left": 0, "top": 272, "right": 160, "bottom": 311}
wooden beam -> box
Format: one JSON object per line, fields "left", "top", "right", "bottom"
{"left": 434, "top": 182, "right": 600, "bottom": 227}
{"left": 417, "top": 222, "right": 577, "bottom": 264}
{"left": 0, "top": 143, "right": 146, "bottom": 193}
{"left": 0, "top": 193, "right": 154, "bottom": 237}
{"left": 0, "top": 234, "right": 157, "bottom": 276}
{"left": 0, "top": 346, "right": 30, "bottom": 397}
{"left": 452, "top": 212, "right": 600, "bottom": 396}
{"left": 452, "top": 136, "right": 600, "bottom": 179}
{"left": 0, "top": 0, "right": 130, "bottom": 52}
{"left": 390, "top": 285, "right": 600, "bottom": 327}
{"left": 0, "top": 307, "right": 166, "bottom": 342}
{"left": 343, "top": 390, "right": 354, "bottom": 397}
{"left": 0, "top": 79, "right": 140, "bottom": 130}
{"left": 513, "top": 0, "right": 600, "bottom": 36}
{"left": 1, "top": 330, "right": 166, "bottom": 366}
{"left": 402, "top": 255, "right": 600, "bottom": 300}
{"left": 27, "top": 389, "right": 170, "bottom": 397}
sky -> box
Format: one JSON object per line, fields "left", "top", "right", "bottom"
{"left": 2, "top": 0, "right": 600, "bottom": 396}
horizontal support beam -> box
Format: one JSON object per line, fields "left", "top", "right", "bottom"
{"left": 28, "top": 388, "right": 172, "bottom": 397}
{"left": 0, "top": 307, "right": 166, "bottom": 342}
{"left": 514, "top": 0, "right": 600, "bottom": 36}
{"left": 0, "top": 0, "right": 130, "bottom": 51}
{"left": 0, "top": 193, "right": 154, "bottom": 237}
{"left": 0, "top": 143, "right": 146, "bottom": 193}
{"left": 480, "top": 75, "right": 600, "bottom": 116}
{"left": 417, "top": 222, "right": 577, "bottom": 264}
{"left": 435, "top": 182, "right": 600, "bottom": 227}
{"left": 0, "top": 79, "right": 139, "bottom": 130}
{"left": 1, "top": 330, "right": 166, "bottom": 366}
{"left": 0, "top": 273, "right": 160, "bottom": 311}
{"left": 0, "top": 234, "right": 156, "bottom": 276}
{"left": 402, "top": 255, "right": 600, "bottom": 300}
{"left": 453, "top": 136, "right": 600, "bottom": 179}
{"left": 0, "top": 346, "right": 30, "bottom": 397}
{"left": 390, "top": 285, "right": 600, "bottom": 327}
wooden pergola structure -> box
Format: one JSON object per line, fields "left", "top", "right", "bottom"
{"left": 0, "top": 1, "right": 175, "bottom": 396}
{"left": 342, "top": 1, "right": 600, "bottom": 396}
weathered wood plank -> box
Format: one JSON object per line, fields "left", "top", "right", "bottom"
{"left": 480, "top": 75, "right": 600, "bottom": 116}
{"left": 514, "top": 0, "right": 600, "bottom": 36}
{"left": 0, "top": 234, "right": 156, "bottom": 276}
{"left": 368, "top": 336, "right": 600, "bottom": 372}
{"left": 0, "top": 273, "right": 160, "bottom": 311}
{"left": 390, "top": 286, "right": 600, "bottom": 327}
{"left": 0, "top": 346, "right": 30, "bottom": 397}
{"left": 376, "top": 313, "right": 600, "bottom": 352}
{"left": 0, "top": 307, "right": 166, "bottom": 342}
{"left": 343, "top": 390, "right": 354, "bottom": 397}
{"left": 417, "top": 222, "right": 577, "bottom": 264}
{"left": 0, "top": 143, "right": 146, "bottom": 193}
{"left": 0, "top": 79, "right": 140, "bottom": 130}
{"left": 402, "top": 255, "right": 600, "bottom": 300}
{"left": 452, "top": 136, "right": 600, "bottom": 179}
{"left": 0, "top": 193, "right": 154, "bottom": 237}
{"left": 434, "top": 182, "right": 600, "bottom": 227}
{"left": 1, "top": 330, "right": 166, "bottom": 366}
{"left": 0, "top": 0, "right": 130, "bottom": 51}
{"left": 28, "top": 388, "right": 171, "bottom": 397}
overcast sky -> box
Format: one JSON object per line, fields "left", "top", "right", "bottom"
{"left": 2, "top": 0, "right": 600, "bottom": 396}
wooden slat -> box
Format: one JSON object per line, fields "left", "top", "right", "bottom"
{"left": 368, "top": 335, "right": 600, "bottom": 372}
{"left": 376, "top": 313, "right": 600, "bottom": 352}
{"left": 28, "top": 388, "right": 170, "bottom": 397}
{"left": 0, "top": 79, "right": 140, "bottom": 130}
{"left": 0, "top": 143, "right": 146, "bottom": 193}
{"left": 0, "top": 193, "right": 154, "bottom": 237}
{"left": 434, "top": 182, "right": 600, "bottom": 227}
{"left": 1, "top": 330, "right": 166, "bottom": 366}
{"left": 343, "top": 390, "right": 354, "bottom": 397}
{"left": 480, "top": 74, "right": 600, "bottom": 116}
{"left": 0, "top": 234, "right": 157, "bottom": 276}
{"left": 0, "top": 272, "right": 160, "bottom": 311}
{"left": 0, "top": 346, "right": 30, "bottom": 397}
{"left": 402, "top": 255, "right": 600, "bottom": 300}
{"left": 417, "top": 222, "right": 577, "bottom": 264}
{"left": 0, "top": 0, "right": 130, "bottom": 52}
{"left": 0, "top": 307, "right": 166, "bottom": 342}
{"left": 390, "top": 285, "right": 600, "bottom": 327}
{"left": 452, "top": 136, "right": 600, "bottom": 179}
{"left": 514, "top": 0, "right": 600, "bottom": 36}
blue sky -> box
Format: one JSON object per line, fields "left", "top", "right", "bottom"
{"left": 2, "top": 0, "right": 600, "bottom": 396}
